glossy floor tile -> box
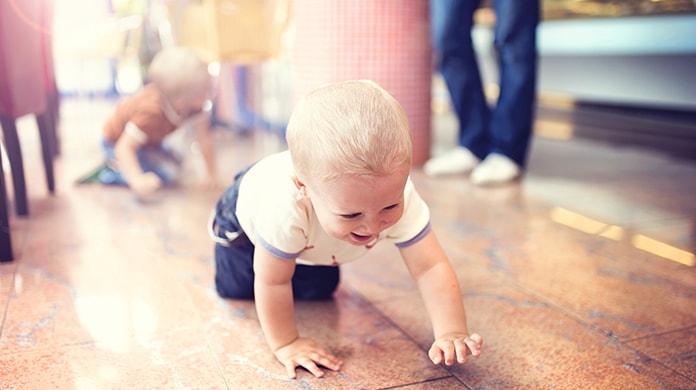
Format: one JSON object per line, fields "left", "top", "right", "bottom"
{"left": 1, "top": 97, "right": 695, "bottom": 389}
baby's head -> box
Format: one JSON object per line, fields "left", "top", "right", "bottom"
{"left": 286, "top": 80, "right": 413, "bottom": 246}
{"left": 148, "top": 47, "right": 212, "bottom": 118}
{"left": 286, "top": 80, "right": 412, "bottom": 182}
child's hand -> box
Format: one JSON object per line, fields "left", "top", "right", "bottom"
{"left": 274, "top": 337, "right": 343, "bottom": 379}
{"left": 429, "top": 333, "right": 483, "bottom": 366}
{"left": 131, "top": 172, "right": 162, "bottom": 196}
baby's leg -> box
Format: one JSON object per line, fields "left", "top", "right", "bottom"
{"left": 137, "top": 145, "right": 181, "bottom": 186}
{"left": 214, "top": 241, "right": 255, "bottom": 299}
{"left": 212, "top": 167, "right": 254, "bottom": 298}
{"left": 292, "top": 265, "right": 340, "bottom": 300}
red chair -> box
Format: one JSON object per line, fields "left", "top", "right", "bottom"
{"left": 0, "top": 0, "right": 58, "bottom": 261}
{"left": 1, "top": 145, "right": 11, "bottom": 261}
{"left": 0, "top": 0, "right": 57, "bottom": 217}
{"left": 40, "top": 0, "right": 60, "bottom": 157}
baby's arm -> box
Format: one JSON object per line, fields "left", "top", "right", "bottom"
{"left": 113, "top": 129, "right": 161, "bottom": 196}
{"left": 399, "top": 230, "right": 483, "bottom": 365}
{"left": 192, "top": 113, "right": 219, "bottom": 189}
{"left": 253, "top": 246, "right": 343, "bottom": 378}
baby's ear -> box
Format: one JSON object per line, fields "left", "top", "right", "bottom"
{"left": 292, "top": 177, "right": 307, "bottom": 196}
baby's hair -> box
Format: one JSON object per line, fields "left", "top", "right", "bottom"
{"left": 148, "top": 47, "right": 211, "bottom": 104}
{"left": 286, "top": 80, "right": 412, "bottom": 181}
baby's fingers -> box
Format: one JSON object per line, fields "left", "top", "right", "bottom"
{"left": 428, "top": 345, "right": 444, "bottom": 365}
{"left": 311, "top": 352, "right": 343, "bottom": 372}
{"left": 429, "top": 343, "right": 456, "bottom": 365}
{"left": 454, "top": 338, "right": 470, "bottom": 363}
{"left": 282, "top": 358, "right": 323, "bottom": 379}
{"left": 466, "top": 333, "right": 483, "bottom": 356}
{"left": 284, "top": 362, "right": 298, "bottom": 379}
{"left": 298, "top": 357, "right": 326, "bottom": 378}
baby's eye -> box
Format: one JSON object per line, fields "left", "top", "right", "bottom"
{"left": 383, "top": 203, "right": 399, "bottom": 211}
{"left": 340, "top": 213, "right": 361, "bottom": 220}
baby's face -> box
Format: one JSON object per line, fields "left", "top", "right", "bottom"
{"left": 303, "top": 163, "right": 410, "bottom": 246}
{"left": 172, "top": 95, "right": 208, "bottom": 119}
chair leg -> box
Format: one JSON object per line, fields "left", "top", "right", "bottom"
{"left": 0, "top": 143, "right": 13, "bottom": 262}
{"left": 47, "top": 89, "right": 61, "bottom": 157}
{"left": 37, "top": 113, "right": 56, "bottom": 193}
{"left": 0, "top": 115, "right": 28, "bottom": 216}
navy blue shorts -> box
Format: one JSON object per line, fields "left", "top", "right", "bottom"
{"left": 212, "top": 167, "right": 339, "bottom": 300}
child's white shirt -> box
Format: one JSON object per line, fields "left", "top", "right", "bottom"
{"left": 235, "top": 150, "right": 431, "bottom": 266}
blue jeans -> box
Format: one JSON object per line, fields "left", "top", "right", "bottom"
{"left": 212, "top": 167, "right": 340, "bottom": 300}
{"left": 99, "top": 138, "right": 181, "bottom": 186}
{"left": 431, "top": 0, "right": 539, "bottom": 167}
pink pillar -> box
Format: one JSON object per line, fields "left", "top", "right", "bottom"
{"left": 290, "top": 0, "right": 432, "bottom": 166}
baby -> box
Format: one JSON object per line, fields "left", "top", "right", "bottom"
{"left": 211, "top": 80, "right": 483, "bottom": 378}
{"left": 99, "top": 47, "right": 218, "bottom": 196}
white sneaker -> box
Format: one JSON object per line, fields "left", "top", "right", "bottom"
{"left": 423, "top": 147, "right": 479, "bottom": 176}
{"left": 470, "top": 153, "right": 521, "bottom": 186}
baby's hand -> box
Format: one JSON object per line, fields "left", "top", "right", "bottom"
{"left": 274, "top": 337, "right": 343, "bottom": 379}
{"left": 429, "top": 333, "right": 483, "bottom": 366}
{"left": 131, "top": 172, "right": 162, "bottom": 197}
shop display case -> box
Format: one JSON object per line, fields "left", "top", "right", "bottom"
{"left": 535, "top": 0, "right": 696, "bottom": 111}
{"left": 543, "top": 0, "right": 696, "bottom": 20}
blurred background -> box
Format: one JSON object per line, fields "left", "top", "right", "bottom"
{"left": 44, "top": 0, "right": 696, "bottom": 160}
{"left": 1, "top": 0, "right": 695, "bottom": 208}
{"left": 2, "top": 2, "right": 696, "bottom": 387}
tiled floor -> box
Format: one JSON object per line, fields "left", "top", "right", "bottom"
{"left": 1, "top": 96, "right": 695, "bottom": 389}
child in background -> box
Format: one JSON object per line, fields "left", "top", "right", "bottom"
{"left": 210, "top": 80, "right": 483, "bottom": 379}
{"left": 98, "top": 46, "right": 218, "bottom": 196}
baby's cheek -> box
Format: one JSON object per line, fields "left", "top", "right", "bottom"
{"left": 317, "top": 218, "right": 350, "bottom": 239}
{"left": 385, "top": 211, "right": 404, "bottom": 229}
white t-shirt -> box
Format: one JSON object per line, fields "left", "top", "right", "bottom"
{"left": 235, "top": 150, "right": 431, "bottom": 266}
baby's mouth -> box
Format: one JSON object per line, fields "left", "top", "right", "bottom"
{"left": 350, "top": 232, "right": 374, "bottom": 243}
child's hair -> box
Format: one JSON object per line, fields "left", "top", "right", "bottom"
{"left": 286, "top": 80, "right": 412, "bottom": 181}
{"left": 148, "top": 47, "right": 211, "bottom": 104}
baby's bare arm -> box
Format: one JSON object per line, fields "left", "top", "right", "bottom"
{"left": 253, "top": 247, "right": 342, "bottom": 378}
{"left": 253, "top": 247, "right": 298, "bottom": 350}
{"left": 399, "top": 231, "right": 483, "bottom": 364}
{"left": 114, "top": 131, "right": 162, "bottom": 195}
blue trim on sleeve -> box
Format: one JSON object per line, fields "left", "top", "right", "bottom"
{"left": 394, "top": 221, "right": 431, "bottom": 248}
{"left": 256, "top": 231, "right": 303, "bottom": 260}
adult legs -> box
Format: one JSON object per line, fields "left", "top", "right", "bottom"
{"left": 489, "top": 0, "right": 539, "bottom": 167}
{"left": 431, "top": 0, "right": 489, "bottom": 160}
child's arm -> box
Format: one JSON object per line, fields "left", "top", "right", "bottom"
{"left": 114, "top": 130, "right": 162, "bottom": 196}
{"left": 399, "top": 230, "right": 483, "bottom": 365}
{"left": 192, "top": 113, "right": 219, "bottom": 189}
{"left": 253, "top": 246, "right": 343, "bottom": 378}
